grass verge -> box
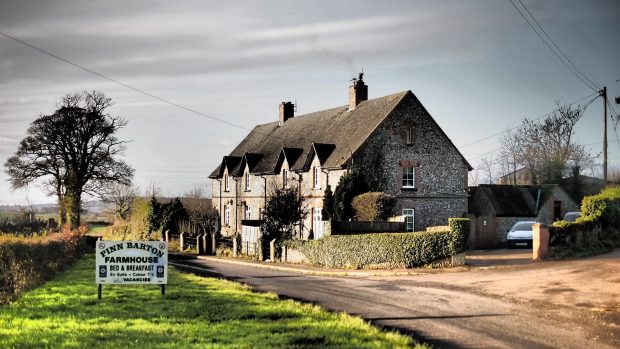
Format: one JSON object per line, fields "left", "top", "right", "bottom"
{"left": 0, "top": 254, "right": 422, "bottom": 348}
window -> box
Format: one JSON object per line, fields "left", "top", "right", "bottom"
{"left": 244, "top": 205, "right": 251, "bottom": 220}
{"left": 402, "top": 166, "right": 415, "bottom": 188}
{"left": 245, "top": 172, "right": 251, "bottom": 191}
{"left": 313, "top": 167, "right": 321, "bottom": 189}
{"left": 283, "top": 169, "right": 290, "bottom": 189}
{"left": 313, "top": 208, "right": 324, "bottom": 239}
{"left": 224, "top": 205, "right": 230, "bottom": 225}
{"left": 224, "top": 174, "right": 230, "bottom": 191}
{"left": 403, "top": 209, "right": 414, "bottom": 231}
{"left": 259, "top": 208, "right": 264, "bottom": 220}
{"left": 406, "top": 125, "right": 414, "bottom": 145}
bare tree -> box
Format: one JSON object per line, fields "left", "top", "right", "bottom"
{"left": 180, "top": 187, "right": 216, "bottom": 235}
{"left": 477, "top": 155, "right": 497, "bottom": 184}
{"left": 103, "top": 183, "right": 138, "bottom": 221}
{"left": 4, "top": 91, "right": 134, "bottom": 227}
{"left": 500, "top": 102, "right": 596, "bottom": 184}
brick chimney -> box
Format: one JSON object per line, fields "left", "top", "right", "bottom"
{"left": 279, "top": 101, "right": 294, "bottom": 126}
{"left": 348, "top": 73, "right": 368, "bottom": 110}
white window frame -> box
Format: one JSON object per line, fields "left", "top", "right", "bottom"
{"left": 224, "top": 174, "right": 230, "bottom": 192}
{"left": 313, "top": 208, "right": 324, "bottom": 239}
{"left": 403, "top": 209, "right": 414, "bottom": 232}
{"left": 313, "top": 167, "right": 321, "bottom": 189}
{"left": 402, "top": 166, "right": 415, "bottom": 189}
{"left": 244, "top": 205, "right": 251, "bottom": 220}
{"left": 259, "top": 208, "right": 264, "bottom": 220}
{"left": 224, "top": 205, "right": 230, "bottom": 225}
{"left": 283, "top": 169, "right": 290, "bottom": 189}
{"left": 245, "top": 172, "right": 251, "bottom": 191}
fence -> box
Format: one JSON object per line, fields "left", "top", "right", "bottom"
{"left": 166, "top": 231, "right": 216, "bottom": 255}
{"left": 241, "top": 223, "right": 261, "bottom": 257}
{"left": 331, "top": 220, "right": 406, "bottom": 234}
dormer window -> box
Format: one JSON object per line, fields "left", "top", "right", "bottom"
{"left": 245, "top": 172, "right": 251, "bottom": 191}
{"left": 224, "top": 174, "right": 230, "bottom": 191}
{"left": 406, "top": 125, "right": 414, "bottom": 145}
{"left": 313, "top": 166, "right": 321, "bottom": 189}
{"left": 283, "top": 169, "right": 290, "bottom": 189}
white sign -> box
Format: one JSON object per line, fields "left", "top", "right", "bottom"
{"left": 96, "top": 241, "right": 168, "bottom": 284}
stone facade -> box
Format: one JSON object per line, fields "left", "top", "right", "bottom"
{"left": 210, "top": 79, "right": 471, "bottom": 238}
{"left": 353, "top": 93, "right": 469, "bottom": 230}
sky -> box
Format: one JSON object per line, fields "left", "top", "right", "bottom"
{"left": 1, "top": 0, "right": 619, "bottom": 205}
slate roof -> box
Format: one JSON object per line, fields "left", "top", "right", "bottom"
{"left": 468, "top": 184, "right": 556, "bottom": 217}
{"left": 210, "top": 90, "right": 471, "bottom": 178}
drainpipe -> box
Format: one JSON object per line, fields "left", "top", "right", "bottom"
{"left": 217, "top": 178, "right": 222, "bottom": 232}
{"left": 294, "top": 171, "right": 303, "bottom": 239}
{"left": 233, "top": 177, "right": 239, "bottom": 234}
{"left": 260, "top": 174, "right": 268, "bottom": 219}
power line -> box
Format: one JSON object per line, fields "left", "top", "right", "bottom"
{"left": 464, "top": 93, "right": 601, "bottom": 163}
{"left": 458, "top": 92, "right": 598, "bottom": 149}
{"left": 507, "top": 0, "right": 599, "bottom": 92}
{"left": 516, "top": 0, "right": 600, "bottom": 91}
{"left": 0, "top": 30, "right": 252, "bottom": 133}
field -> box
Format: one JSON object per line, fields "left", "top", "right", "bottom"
{"left": 0, "top": 254, "right": 420, "bottom": 348}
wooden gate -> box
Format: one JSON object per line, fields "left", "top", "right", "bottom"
{"left": 473, "top": 215, "right": 498, "bottom": 249}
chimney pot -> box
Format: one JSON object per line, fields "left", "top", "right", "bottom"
{"left": 349, "top": 75, "right": 368, "bottom": 110}
{"left": 279, "top": 101, "right": 294, "bottom": 125}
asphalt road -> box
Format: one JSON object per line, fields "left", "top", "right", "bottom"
{"left": 171, "top": 258, "right": 617, "bottom": 349}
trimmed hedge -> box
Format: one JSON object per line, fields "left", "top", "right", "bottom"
{"left": 287, "top": 218, "right": 469, "bottom": 269}
{"left": 550, "top": 187, "right": 620, "bottom": 259}
{"left": 0, "top": 227, "right": 87, "bottom": 303}
{"left": 352, "top": 192, "right": 396, "bottom": 221}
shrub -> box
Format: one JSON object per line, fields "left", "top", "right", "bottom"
{"left": 286, "top": 219, "right": 469, "bottom": 269}
{"left": 333, "top": 169, "right": 368, "bottom": 221}
{"left": 550, "top": 186, "right": 620, "bottom": 258}
{"left": 352, "top": 192, "right": 396, "bottom": 221}
{"left": 0, "top": 226, "right": 87, "bottom": 303}
{"left": 448, "top": 218, "right": 470, "bottom": 254}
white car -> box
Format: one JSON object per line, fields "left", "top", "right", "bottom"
{"left": 506, "top": 221, "right": 537, "bottom": 248}
{"left": 563, "top": 211, "right": 581, "bottom": 222}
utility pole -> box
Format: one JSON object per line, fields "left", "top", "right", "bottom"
{"left": 602, "top": 86, "right": 608, "bottom": 182}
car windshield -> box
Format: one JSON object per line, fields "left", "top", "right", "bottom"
{"left": 565, "top": 213, "right": 580, "bottom": 222}
{"left": 511, "top": 222, "right": 534, "bottom": 231}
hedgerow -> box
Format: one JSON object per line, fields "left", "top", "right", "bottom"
{"left": 0, "top": 227, "right": 87, "bottom": 303}
{"left": 287, "top": 218, "right": 469, "bottom": 269}
{"left": 550, "top": 186, "right": 620, "bottom": 259}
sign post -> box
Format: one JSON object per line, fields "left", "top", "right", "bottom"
{"left": 96, "top": 241, "right": 168, "bottom": 299}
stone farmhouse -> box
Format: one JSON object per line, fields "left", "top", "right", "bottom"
{"left": 210, "top": 76, "right": 472, "bottom": 239}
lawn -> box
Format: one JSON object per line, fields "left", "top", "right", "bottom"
{"left": 0, "top": 254, "right": 421, "bottom": 348}
{"left": 86, "top": 223, "right": 110, "bottom": 235}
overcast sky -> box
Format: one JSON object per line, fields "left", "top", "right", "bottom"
{"left": 1, "top": 0, "right": 619, "bottom": 205}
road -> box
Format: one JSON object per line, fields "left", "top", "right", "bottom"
{"left": 171, "top": 257, "right": 619, "bottom": 349}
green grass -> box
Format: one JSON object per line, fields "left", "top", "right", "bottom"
{"left": 0, "top": 254, "right": 422, "bottom": 348}
{"left": 86, "top": 224, "right": 109, "bottom": 235}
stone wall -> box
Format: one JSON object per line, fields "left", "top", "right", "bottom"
{"left": 353, "top": 93, "right": 469, "bottom": 230}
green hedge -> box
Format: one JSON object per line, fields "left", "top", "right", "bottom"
{"left": 550, "top": 187, "right": 620, "bottom": 259}
{"left": 352, "top": 192, "right": 396, "bottom": 221}
{"left": 287, "top": 218, "right": 469, "bottom": 269}
{"left": 0, "top": 227, "right": 86, "bottom": 303}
